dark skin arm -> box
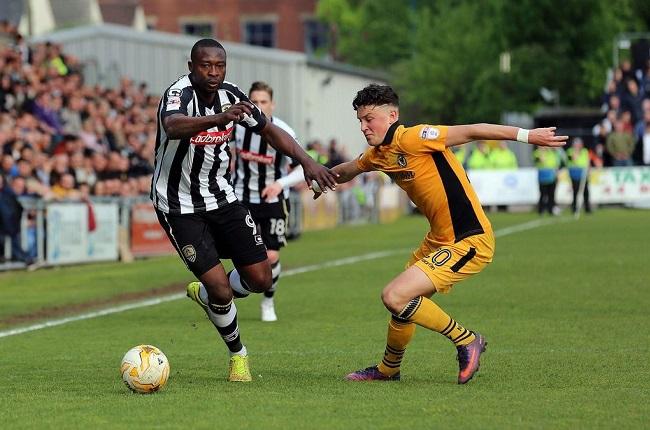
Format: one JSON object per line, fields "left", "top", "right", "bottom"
{"left": 162, "top": 101, "right": 254, "bottom": 140}
{"left": 164, "top": 101, "right": 338, "bottom": 191}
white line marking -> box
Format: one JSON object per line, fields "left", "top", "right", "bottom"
{"left": 0, "top": 217, "right": 567, "bottom": 339}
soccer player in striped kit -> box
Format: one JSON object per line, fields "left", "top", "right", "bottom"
{"left": 192, "top": 81, "right": 302, "bottom": 322}
{"left": 152, "top": 39, "right": 337, "bottom": 382}
{"left": 231, "top": 81, "right": 304, "bottom": 321}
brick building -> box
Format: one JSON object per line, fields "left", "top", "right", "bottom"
{"left": 138, "top": 0, "right": 328, "bottom": 54}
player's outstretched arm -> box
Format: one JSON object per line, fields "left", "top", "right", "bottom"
{"left": 163, "top": 102, "right": 254, "bottom": 139}
{"left": 260, "top": 122, "right": 338, "bottom": 192}
{"left": 312, "top": 160, "right": 363, "bottom": 200}
{"left": 445, "top": 124, "right": 568, "bottom": 148}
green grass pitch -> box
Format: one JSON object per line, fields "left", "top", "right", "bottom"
{"left": 0, "top": 209, "right": 648, "bottom": 429}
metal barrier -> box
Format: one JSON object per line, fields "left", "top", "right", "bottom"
{"left": 0, "top": 185, "right": 401, "bottom": 272}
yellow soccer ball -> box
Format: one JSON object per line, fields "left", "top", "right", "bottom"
{"left": 120, "top": 345, "right": 170, "bottom": 394}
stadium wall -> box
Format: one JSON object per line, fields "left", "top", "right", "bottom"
{"left": 30, "top": 24, "right": 387, "bottom": 156}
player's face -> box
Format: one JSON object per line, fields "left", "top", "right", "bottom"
{"left": 249, "top": 90, "right": 274, "bottom": 118}
{"left": 356, "top": 104, "right": 398, "bottom": 146}
{"left": 188, "top": 47, "right": 226, "bottom": 93}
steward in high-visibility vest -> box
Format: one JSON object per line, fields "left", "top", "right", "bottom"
{"left": 566, "top": 138, "right": 592, "bottom": 214}
{"left": 533, "top": 147, "right": 561, "bottom": 215}
{"left": 489, "top": 142, "right": 518, "bottom": 169}
{"left": 566, "top": 143, "right": 589, "bottom": 180}
{"left": 466, "top": 142, "right": 492, "bottom": 170}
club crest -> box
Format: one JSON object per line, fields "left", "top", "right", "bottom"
{"left": 182, "top": 245, "right": 197, "bottom": 263}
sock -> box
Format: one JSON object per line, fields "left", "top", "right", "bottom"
{"left": 230, "top": 345, "right": 247, "bottom": 357}
{"left": 397, "top": 296, "right": 475, "bottom": 346}
{"left": 264, "top": 260, "right": 281, "bottom": 299}
{"left": 377, "top": 315, "right": 416, "bottom": 377}
{"left": 207, "top": 300, "right": 244, "bottom": 353}
{"left": 228, "top": 269, "right": 252, "bottom": 298}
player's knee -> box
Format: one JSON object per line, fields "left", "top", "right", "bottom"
{"left": 202, "top": 279, "right": 232, "bottom": 303}
{"left": 243, "top": 271, "right": 272, "bottom": 293}
{"left": 381, "top": 286, "right": 405, "bottom": 315}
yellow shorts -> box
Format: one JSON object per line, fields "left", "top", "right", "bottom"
{"left": 408, "top": 230, "right": 495, "bottom": 294}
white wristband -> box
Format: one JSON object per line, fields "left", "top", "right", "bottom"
{"left": 516, "top": 128, "right": 529, "bottom": 143}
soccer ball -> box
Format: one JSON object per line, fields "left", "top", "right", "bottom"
{"left": 120, "top": 345, "right": 170, "bottom": 394}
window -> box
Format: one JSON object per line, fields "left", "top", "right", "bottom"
{"left": 244, "top": 22, "right": 275, "bottom": 48}
{"left": 181, "top": 22, "right": 214, "bottom": 37}
{"left": 304, "top": 20, "right": 329, "bottom": 55}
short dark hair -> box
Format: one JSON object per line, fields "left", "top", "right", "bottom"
{"left": 190, "top": 38, "right": 225, "bottom": 62}
{"left": 352, "top": 84, "right": 399, "bottom": 110}
{"left": 249, "top": 81, "right": 273, "bottom": 99}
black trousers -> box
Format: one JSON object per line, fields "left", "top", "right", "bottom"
{"left": 571, "top": 178, "right": 591, "bottom": 213}
{"left": 538, "top": 181, "right": 556, "bottom": 214}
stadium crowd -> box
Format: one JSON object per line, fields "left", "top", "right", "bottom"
{"left": 594, "top": 59, "right": 650, "bottom": 167}
{"left": 0, "top": 22, "right": 158, "bottom": 205}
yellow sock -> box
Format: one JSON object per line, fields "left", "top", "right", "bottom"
{"left": 377, "top": 317, "right": 415, "bottom": 376}
{"left": 397, "top": 296, "right": 475, "bottom": 346}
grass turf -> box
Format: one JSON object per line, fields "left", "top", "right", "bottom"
{"left": 0, "top": 209, "right": 648, "bottom": 429}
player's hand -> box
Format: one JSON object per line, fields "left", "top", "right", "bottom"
{"left": 528, "top": 127, "right": 569, "bottom": 147}
{"left": 303, "top": 159, "right": 338, "bottom": 196}
{"left": 261, "top": 182, "right": 283, "bottom": 202}
{"left": 220, "top": 102, "right": 254, "bottom": 124}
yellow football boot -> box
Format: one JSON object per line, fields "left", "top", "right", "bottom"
{"left": 228, "top": 354, "right": 252, "bottom": 382}
{"left": 186, "top": 282, "right": 208, "bottom": 310}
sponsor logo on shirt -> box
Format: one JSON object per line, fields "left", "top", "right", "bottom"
{"left": 238, "top": 149, "right": 274, "bottom": 165}
{"left": 189, "top": 127, "right": 233, "bottom": 145}
{"left": 387, "top": 171, "right": 415, "bottom": 182}
{"left": 420, "top": 126, "right": 440, "bottom": 140}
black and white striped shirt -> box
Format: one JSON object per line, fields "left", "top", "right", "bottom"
{"left": 151, "top": 74, "right": 266, "bottom": 214}
{"left": 232, "top": 117, "right": 298, "bottom": 204}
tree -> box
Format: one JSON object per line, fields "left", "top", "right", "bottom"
{"left": 318, "top": 0, "right": 649, "bottom": 123}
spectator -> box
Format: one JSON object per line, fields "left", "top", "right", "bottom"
{"left": 621, "top": 79, "right": 644, "bottom": 122}
{"left": 489, "top": 141, "right": 518, "bottom": 212}
{"left": 306, "top": 140, "right": 329, "bottom": 165}
{"left": 0, "top": 175, "right": 32, "bottom": 264}
{"left": 60, "top": 95, "right": 84, "bottom": 135}
{"left": 533, "top": 147, "right": 561, "bottom": 215}
{"left": 466, "top": 141, "right": 491, "bottom": 170}
{"left": 566, "top": 138, "right": 592, "bottom": 214}
{"left": 606, "top": 118, "right": 635, "bottom": 166}
{"left": 51, "top": 172, "right": 80, "bottom": 200}
{"left": 326, "top": 138, "right": 348, "bottom": 168}
{"left": 488, "top": 141, "right": 518, "bottom": 169}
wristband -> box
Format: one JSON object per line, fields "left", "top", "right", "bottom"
{"left": 516, "top": 128, "right": 529, "bottom": 143}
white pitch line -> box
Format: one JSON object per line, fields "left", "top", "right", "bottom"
{"left": 0, "top": 217, "right": 567, "bottom": 339}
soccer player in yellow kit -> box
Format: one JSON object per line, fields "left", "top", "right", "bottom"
{"left": 317, "top": 84, "right": 567, "bottom": 383}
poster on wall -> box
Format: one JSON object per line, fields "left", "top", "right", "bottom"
{"left": 46, "top": 203, "right": 88, "bottom": 264}
{"left": 46, "top": 202, "right": 119, "bottom": 265}
{"left": 86, "top": 202, "right": 119, "bottom": 261}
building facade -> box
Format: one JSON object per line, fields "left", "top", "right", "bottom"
{"left": 139, "top": 0, "right": 328, "bottom": 54}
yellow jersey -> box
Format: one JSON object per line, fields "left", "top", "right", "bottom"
{"left": 357, "top": 123, "right": 492, "bottom": 248}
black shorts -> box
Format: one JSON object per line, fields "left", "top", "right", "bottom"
{"left": 155, "top": 202, "right": 267, "bottom": 277}
{"left": 244, "top": 199, "right": 290, "bottom": 251}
